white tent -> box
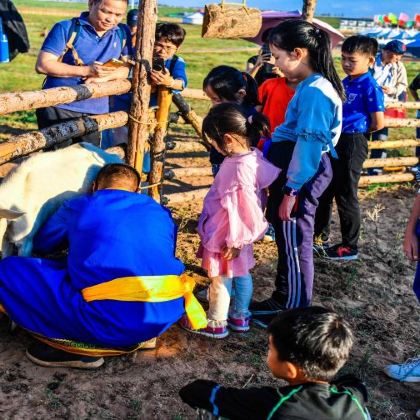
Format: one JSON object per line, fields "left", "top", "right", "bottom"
{"left": 387, "top": 28, "right": 402, "bottom": 39}
{"left": 390, "top": 30, "right": 414, "bottom": 40}
{"left": 376, "top": 29, "right": 391, "bottom": 38}
{"left": 182, "top": 12, "right": 204, "bottom": 25}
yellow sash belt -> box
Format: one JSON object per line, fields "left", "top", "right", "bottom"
{"left": 81, "top": 273, "right": 207, "bottom": 330}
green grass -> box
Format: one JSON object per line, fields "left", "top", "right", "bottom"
{"left": 0, "top": 3, "right": 418, "bottom": 145}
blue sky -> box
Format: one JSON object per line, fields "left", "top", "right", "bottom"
{"left": 160, "top": 0, "right": 419, "bottom": 19}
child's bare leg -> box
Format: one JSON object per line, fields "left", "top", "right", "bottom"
{"left": 207, "top": 276, "right": 232, "bottom": 326}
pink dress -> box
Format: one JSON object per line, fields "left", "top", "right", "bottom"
{"left": 198, "top": 148, "right": 280, "bottom": 278}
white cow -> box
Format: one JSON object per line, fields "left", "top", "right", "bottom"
{"left": 0, "top": 142, "right": 123, "bottom": 257}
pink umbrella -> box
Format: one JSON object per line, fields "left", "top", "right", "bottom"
{"left": 245, "top": 10, "right": 344, "bottom": 48}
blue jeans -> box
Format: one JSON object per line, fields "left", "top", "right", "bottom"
{"left": 207, "top": 274, "right": 253, "bottom": 323}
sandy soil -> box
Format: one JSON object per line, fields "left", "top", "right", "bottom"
{"left": 0, "top": 141, "right": 419, "bottom": 419}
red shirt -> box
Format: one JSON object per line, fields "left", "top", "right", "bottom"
{"left": 258, "top": 77, "right": 295, "bottom": 133}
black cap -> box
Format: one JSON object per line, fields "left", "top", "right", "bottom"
{"left": 384, "top": 40, "right": 406, "bottom": 54}
{"left": 127, "top": 9, "right": 138, "bottom": 27}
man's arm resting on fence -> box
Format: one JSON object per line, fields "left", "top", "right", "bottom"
{"left": 35, "top": 51, "right": 129, "bottom": 81}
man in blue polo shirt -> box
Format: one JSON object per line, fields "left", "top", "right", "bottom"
{"left": 35, "top": 0, "right": 131, "bottom": 146}
{"left": 315, "top": 35, "right": 385, "bottom": 261}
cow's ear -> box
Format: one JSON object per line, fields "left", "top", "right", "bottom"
{"left": 0, "top": 209, "right": 25, "bottom": 219}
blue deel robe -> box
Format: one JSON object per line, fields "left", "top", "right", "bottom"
{"left": 0, "top": 189, "right": 186, "bottom": 347}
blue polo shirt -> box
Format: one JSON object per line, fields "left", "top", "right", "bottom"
{"left": 342, "top": 72, "right": 384, "bottom": 134}
{"left": 41, "top": 12, "right": 131, "bottom": 114}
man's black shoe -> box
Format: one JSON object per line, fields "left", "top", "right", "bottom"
{"left": 26, "top": 342, "right": 104, "bottom": 369}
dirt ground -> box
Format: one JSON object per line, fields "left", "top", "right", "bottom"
{"left": 0, "top": 136, "right": 419, "bottom": 419}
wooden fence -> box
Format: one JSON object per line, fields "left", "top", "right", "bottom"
{"left": 0, "top": 82, "right": 419, "bottom": 204}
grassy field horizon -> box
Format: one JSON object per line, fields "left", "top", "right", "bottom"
{"left": 1, "top": 1, "right": 417, "bottom": 140}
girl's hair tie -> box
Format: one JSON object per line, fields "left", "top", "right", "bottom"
{"left": 313, "top": 27, "right": 322, "bottom": 40}
{"left": 247, "top": 115, "right": 253, "bottom": 124}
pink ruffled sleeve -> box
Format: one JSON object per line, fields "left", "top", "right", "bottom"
{"left": 220, "top": 186, "right": 268, "bottom": 249}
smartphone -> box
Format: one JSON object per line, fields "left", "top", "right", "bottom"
{"left": 261, "top": 43, "right": 272, "bottom": 57}
{"left": 152, "top": 57, "right": 165, "bottom": 72}
{"left": 102, "top": 58, "right": 125, "bottom": 68}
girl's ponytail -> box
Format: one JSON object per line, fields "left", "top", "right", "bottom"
{"left": 246, "top": 112, "right": 271, "bottom": 146}
{"left": 311, "top": 27, "right": 345, "bottom": 101}
{"left": 269, "top": 20, "right": 345, "bottom": 101}
{"left": 202, "top": 103, "right": 269, "bottom": 153}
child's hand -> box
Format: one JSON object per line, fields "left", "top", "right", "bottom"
{"left": 272, "top": 66, "right": 283, "bottom": 76}
{"left": 381, "top": 86, "right": 391, "bottom": 94}
{"left": 403, "top": 232, "right": 418, "bottom": 261}
{"left": 151, "top": 68, "right": 174, "bottom": 87}
{"left": 221, "top": 246, "right": 241, "bottom": 260}
{"left": 278, "top": 195, "right": 296, "bottom": 221}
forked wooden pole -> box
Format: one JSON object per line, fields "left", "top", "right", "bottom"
{"left": 148, "top": 88, "right": 172, "bottom": 201}
{"left": 127, "top": 0, "right": 157, "bottom": 176}
{"left": 302, "top": 0, "right": 317, "bottom": 22}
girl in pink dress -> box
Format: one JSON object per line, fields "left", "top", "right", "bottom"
{"left": 181, "top": 103, "right": 280, "bottom": 338}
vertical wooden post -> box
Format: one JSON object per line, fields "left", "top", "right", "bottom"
{"left": 302, "top": 0, "right": 317, "bottom": 22}
{"left": 127, "top": 0, "right": 157, "bottom": 176}
{"left": 148, "top": 87, "right": 172, "bottom": 201}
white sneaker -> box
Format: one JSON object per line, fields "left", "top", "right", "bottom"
{"left": 384, "top": 357, "right": 420, "bottom": 382}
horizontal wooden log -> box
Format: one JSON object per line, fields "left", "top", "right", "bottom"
{"left": 385, "top": 118, "right": 420, "bottom": 128}
{"left": 368, "top": 140, "right": 420, "bottom": 149}
{"left": 202, "top": 3, "right": 262, "bottom": 39}
{"left": 386, "top": 101, "right": 420, "bottom": 110}
{"left": 169, "top": 166, "right": 212, "bottom": 178}
{"left": 359, "top": 173, "right": 414, "bottom": 186}
{"left": 172, "top": 92, "right": 204, "bottom": 138}
{"left": 0, "top": 111, "right": 128, "bottom": 164}
{"left": 171, "top": 142, "right": 208, "bottom": 153}
{"left": 363, "top": 157, "right": 419, "bottom": 168}
{"left": 164, "top": 187, "right": 209, "bottom": 204}
{"left": 0, "top": 162, "right": 17, "bottom": 178}
{"left": 182, "top": 88, "right": 210, "bottom": 101}
{"left": 0, "top": 80, "right": 132, "bottom": 115}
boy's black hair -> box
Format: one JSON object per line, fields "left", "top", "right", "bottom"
{"left": 96, "top": 163, "right": 140, "bottom": 189}
{"left": 268, "top": 307, "right": 354, "bottom": 382}
{"left": 203, "top": 65, "right": 259, "bottom": 108}
{"left": 342, "top": 35, "right": 378, "bottom": 57}
{"left": 155, "top": 23, "right": 186, "bottom": 47}
{"left": 202, "top": 103, "right": 270, "bottom": 155}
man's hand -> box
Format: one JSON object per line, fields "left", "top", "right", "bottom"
{"left": 403, "top": 232, "right": 419, "bottom": 261}
{"left": 221, "top": 246, "right": 241, "bottom": 260}
{"left": 278, "top": 195, "right": 296, "bottom": 221}
{"left": 151, "top": 67, "right": 174, "bottom": 88}
{"left": 84, "top": 63, "right": 130, "bottom": 84}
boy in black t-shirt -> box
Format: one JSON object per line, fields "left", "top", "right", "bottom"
{"left": 180, "top": 307, "right": 370, "bottom": 420}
